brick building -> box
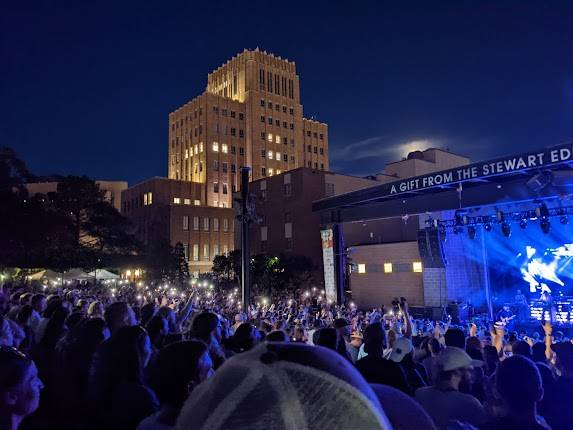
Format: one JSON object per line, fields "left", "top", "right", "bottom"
{"left": 121, "top": 178, "right": 234, "bottom": 276}
{"left": 245, "top": 167, "right": 378, "bottom": 276}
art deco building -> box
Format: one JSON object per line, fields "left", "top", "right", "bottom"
{"left": 167, "top": 48, "right": 329, "bottom": 207}
{"left": 122, "top": 49, "right": 328, "bottom": 275}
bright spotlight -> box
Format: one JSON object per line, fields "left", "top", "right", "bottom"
{"left": 484, "top": 223, "right": 493, "bottom": 232}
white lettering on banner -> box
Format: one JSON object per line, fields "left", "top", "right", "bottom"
{"left": 386, "top": 144, "right": 573, "bottom": 196}
{"left": 321, "top": 229, "right": 336, "bottom": 303}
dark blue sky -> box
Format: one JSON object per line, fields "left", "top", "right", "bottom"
{"left": 2, "top": 1, "right": 572, "bottom": 185}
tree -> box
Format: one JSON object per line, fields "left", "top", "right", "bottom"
{"left": 173, "top": 242, "right": 190, "bottom": 287}
{"left": 212, "top": 250, "right": 241, "bottom": 288}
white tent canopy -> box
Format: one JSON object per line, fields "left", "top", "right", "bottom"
{"left": 88, "top": 269, "right": 119, "bottom": 280}
{"left": 27, "top": 269, "right": 62, "bottom": 281}
{"left": 63, "top": 268, "right": 91, "bottom": 280}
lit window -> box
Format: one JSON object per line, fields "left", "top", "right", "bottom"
{"left": 268, "top": 150, "right": 273, "bottom": 159}
{"left": 213, "top": 142, "right": 219, "bottom": 152}
{"left": 358, "top": 264, "right": 366, "bottom": 274}
{"left": 194, "top": 199, "right": 201, "bottom": 206}
{"left": 193, "top": 244, "right": 199, "bottom": 261}
{"left": 275, "top": 135, "right": 281, "bottom": 144}
{"left": 184, "top": 198, "right": 191, "bottom": 205}
{"left": 413, "top": 261, "right": 423, "bottom": 273}
{"left": 194, "top": 145, "right": 198, "bottom": 155}
{"left": 143, "top": 193, "right": 148, "bottom": 205}
{"left": 269, "top": 168, "right": 274, "bottom": 176}
{"left": 383, "top": 263, "right": 393, "bottom": 273}
{"left": 276, "top": 169, "right": 282, "bottom": 174}
{"left": 173, "top": 197, "right": 181, "bottom": 204}
{"left": 267, "top": 133, "right": 273, "bottom": 142}
{"left": 276, "top": 152, "right": 281, "bottom": 161}
{"left": 185, "top": 149, "right": 189, "bottom": 159}
{"left": 199, "top": 142, "right": 204, "bottom": 152}
{"left": 222, "top": 143, "right": 228, "bottom": 154}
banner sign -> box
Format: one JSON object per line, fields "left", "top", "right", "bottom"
{"left": 313, "top": 143, "right": 573, "bottom": 213}
{"left": 389, "top": 144, "right": 573, "bottom": 195}
{"left": 321, "top": 229, "right": 337, "bottom": 303}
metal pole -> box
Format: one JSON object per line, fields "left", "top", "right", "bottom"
{"left": 240, "top": 167, "right": 251, "bottom": 310}
{"left": 480, "top": 227, "right": 493, "bottom": 319}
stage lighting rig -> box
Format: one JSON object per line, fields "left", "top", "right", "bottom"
{"left": 519, "top": 219, "right": 527, "bottom": 229}
{"left": 560, "top": 215, "right": 568, "bottom": 225}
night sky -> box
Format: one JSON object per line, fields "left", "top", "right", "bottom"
{"left": 2, "top": 1, "right": 572, "bottom": 185}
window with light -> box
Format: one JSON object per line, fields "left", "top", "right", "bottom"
{"left": 358, "top": 264, "right": 366, "bottom": 274}
{"left": 413, "top": 261, "right": 423, "bottom": 273}
{"left": 384, "top": 263, "right": 393, "bottom": 273}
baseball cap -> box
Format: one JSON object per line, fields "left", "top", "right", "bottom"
{"left": 334, "top": 318, "right": 349, "bottom": 329}
{"left": 435, "top": 347, "right": 484, "bottom": 372}
{"left": 351, "top": 331, "right": 363, "bottom": 340}
{"left": 175, "top": 342, "right": 392, "bottom": 430}
{"left": 389, "top": 337, "right": 413, "bottom": 363}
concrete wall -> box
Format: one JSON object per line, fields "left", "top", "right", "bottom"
{"left": 350, "top": 241, "right": 424, "bottom": 309}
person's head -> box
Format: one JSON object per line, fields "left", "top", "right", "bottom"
{"left": 87, "top": 301, "right": 104, "bottom": 319}
{"left": 18, "top": 293, "right": 32, "bottom": 307}
{"left": 389, "top": 337, "right": 413, "bottom": 363}
{"left": 363, "top": 322, "right": 386, "bottom": 357}
{"left": 75, "top": 299, "right": 89, "bottom": 315}
{"left": 512, "top": 340, "right": 533, "bottom": 360}
{"left": 428, "top": 337, "right": 443, "bottom": 356}
{"left": 176, "top": 342, "right": 391, "bottom": 429}
{"left": 266, "top": 330, "right": 289, "bottom": 342}
{"left": 315, "top": 328, "right": 338, "bottom": 351}
{"left": 531, "top": 342, "right": 546, "bottom": 363}
{"left": 333, "top": 318, "right": 351, "bottom": 337}
{"left": 93, "top": 325, "right": 152, "bottom": 390}
{"left": 104, "top": 302, "right": 136, "bottom": 334}
{"left": 0, "top": 317, "right": 13, "bottom": 347}
{"left": 30, "top": 294, "right": 46, "bottom": 314}
{"left": 350, "top": 331, "right": 363, "bottom": 348}
{"left": 150, "top": 341, "right": 212, "bottom": 409}
{"left": 503, "top": 304, "right": 510, "bottom": 312}
{"left": 233, "top": 323, "right": 259, "bottom": 352}
{"left": 192, "top": 312, "right": 222, "bottom": 343}
{"left": 16, "top": 305, "right": 33, "bottom": 327}
{"left": 0, "top": 347, "right": 43, "bottom": 424}
{"left": 234, "top": 313, "right": 246, "bottom": 325}
{"left": 140, "top": 302, "right": 157, "bottom": 327}
{"left": 65, "top": 312, "right": 86, "bottom": 332}
{"left": 496, "top": 355, "right": 542, "bottom": 413}
{"left": 444, "top": 328, "right": 465, "bottom": 349}
{"left": 293, "top": 324, "right": 306, "bottom": 341}
{"left": 146, "top": 315, "right": 169, "bottom": 347}
{"left": 434, "top": 347, "right": 482, "bottom": 390}
{"left": 552, "top": 342, "right": 573, "bottom": 376}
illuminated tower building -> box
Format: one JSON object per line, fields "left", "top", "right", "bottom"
{"left": 167, "top": 48, "right": 329, "bottom": 208}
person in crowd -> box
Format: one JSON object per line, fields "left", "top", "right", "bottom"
{"left": 140, "top": 303, "right": 157, "bottom": 327}
{"left": 87, "top": 300, "right": 104, "bottom": 319}
{"left": 347, "top": 330, "right": 363, "bottom": 363}
{"left": 422, "top": 337, "right": 442, "bottom": 382}
{"left": 138, "top": 341, "right": 213, "bottom": 430}
{"left": 415, "top": 347, "right": 487, "bottom": 428}
{"left": 314, "top": 327, "right": 339, "bottom": 352}
{"left": 0, "top": 347, "right": 44, "bottom": 430}
{"left": 189, "top": 312, "right": 226, "bottom": 369}
{"left": 482, "top": 355, "right": 550, "bottom": 429}
{"left": 542, "top": 341, "right": 573, "bottom": 429}
{"left": 29, "top": 294, "right": 46, "bottom": 334}
{"left": 266, "top": 330, "right": 290, "bottom": 342}
{"left": 229, "top": 322, "right": 259, "bottom": 354}
{"left": 230, "top": 313, "right": 246, "bottom": 335}
{"left": 90, "top": 325, "right": 157, "bottom": 429}
{"left": 355, "top": 322, "right": 410, "bottom": 393}
{"left": 146, "top": 315, "right": 169, "bottom": 355}
{"left": 1, "top": 315, "right": 14, "bottom": 347}
{"left": 390, "top": 336, "right": 427, "bottom": 389}
{"left": 104, "top": 301, "right": 137, "bottom": 335}
{"left": 56, "top": 317, "right": 109, "bottom": 428}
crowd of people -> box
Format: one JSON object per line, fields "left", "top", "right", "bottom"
{"left": 0, "top": 278, "right": 571, "bottom": 429}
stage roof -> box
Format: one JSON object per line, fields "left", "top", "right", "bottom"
{"left": 313, "top": 142, "right": 573, "bottom": 224}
